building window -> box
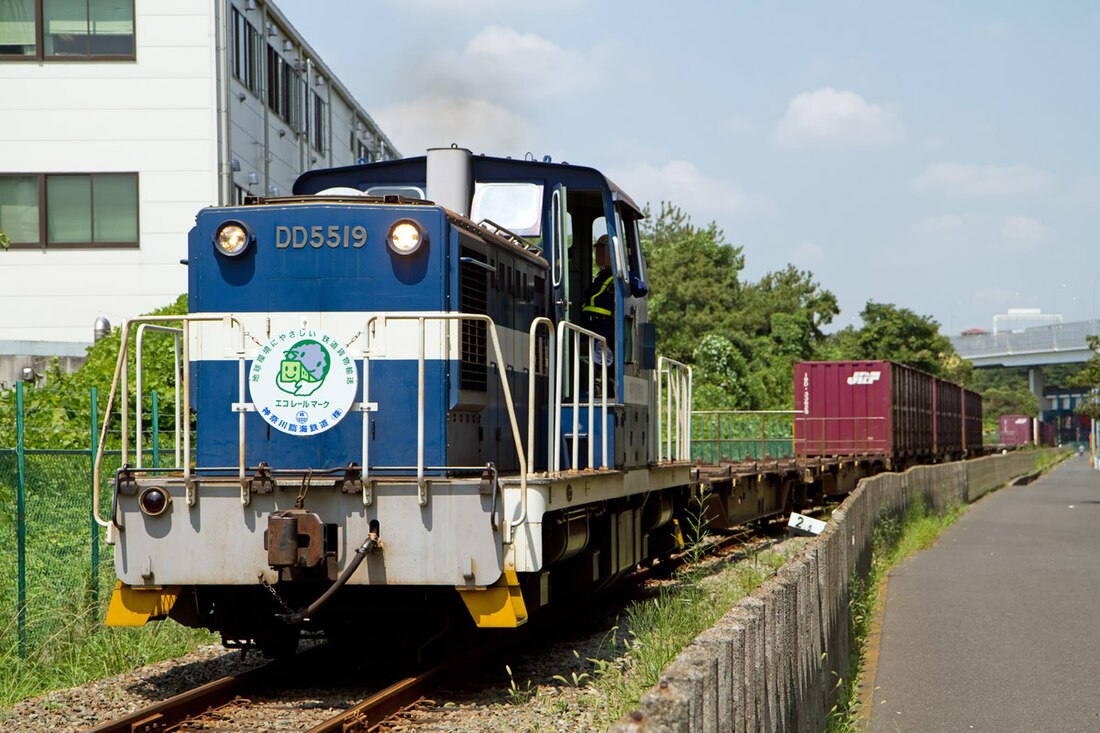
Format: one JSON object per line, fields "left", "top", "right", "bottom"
{"left": 0, "top": 0, "right": 35, "bottom": 55}
{"left": 0, "top": 0, "right": 135, "bottom": 60}
{"left": 0, "top": 173, "right": 138, "bottom": 248}
{"left": 265, "top": 44, "right": 304, "bottom": 130}
{"left": 354, "top": 138, "right": 373, "bottom": 164}
{"left": 310, "top": 89, "right": 326, "bottom": 153}
{"left": 231, "top": 8, "right": 261, "bottom": 95}
{"left": 266, "top": 45, "right": 285, "bottom": 119}
{"left": 289, "top": 67, "right": 306, "bottom": 133}
{"left": 0, "top": 176, "right": 39, "bottom": 243}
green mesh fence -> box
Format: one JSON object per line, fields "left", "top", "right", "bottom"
{"left": 0, "top": 384, "right": 179, "bottom": 660}
{"left": 691, "top": 411, "right": 796, "bottom": 463}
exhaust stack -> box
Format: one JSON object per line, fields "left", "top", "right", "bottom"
{"left": 426, "top": 146, "right": 473, "bottom": 217}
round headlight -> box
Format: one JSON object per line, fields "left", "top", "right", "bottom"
{"left": 214, "top": 221, "right": 252, "bottom": 257}
{"left": 138, "top": 486, "right": 172, "bottom": 517}
{"left": 388, "top": 220, "right": 424, "bottom": 255}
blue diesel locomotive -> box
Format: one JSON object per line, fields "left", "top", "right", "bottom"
{"left": 95, "top": 147, "right": 700, "bottom": 653}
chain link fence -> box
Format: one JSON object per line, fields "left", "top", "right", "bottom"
{"left": 0, "top": 384, "right": 177, "bottom": 660}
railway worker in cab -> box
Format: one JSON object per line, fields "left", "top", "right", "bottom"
{"left": 582, "top": 234, "right": 615, "bottom": 366}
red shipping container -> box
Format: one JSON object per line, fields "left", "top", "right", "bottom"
{"left": 934, "top": 379, "right": 963, "bottom": 456}
{"left": 962, "top": 388, "right": 983, "bottom": 453}
{"left": 794, "top": 361, "right": 934, "bottom": 460}
{"left": 1039, "top": 421, "right": 1056, "bottom": 446}
{"left": 999, "top": 414, "right": 1032, "bottom": 446}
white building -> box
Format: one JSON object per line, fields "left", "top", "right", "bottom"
{"left": 0, "top": 0, "right": 398, "bottom": 386}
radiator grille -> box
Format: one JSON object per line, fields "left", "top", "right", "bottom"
{"left": 460, "top": 248, "right": 488, "bottom": 391}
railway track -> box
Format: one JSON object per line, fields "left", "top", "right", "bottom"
{"left": 85, "top": 633, "right": 512, "bottom": 733}
{"left": 84, "top": 510, "right": 808, "bottom": 732}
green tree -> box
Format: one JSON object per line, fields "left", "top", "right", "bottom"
{"left": 967, "top": 366, "right": 1038, "bottom": 426}
{"left": 0, "top": 295, "right": 187, "bottom": 448}
{"left": 733, "top": 265, "right": 838, "bottom": 348}
{"left": 1069, "top": 335, "right": 1100, "bottom": 420}
{"left": 640, "top": 203, "right": 744, "bottom": 364}
{"left": 691, "top": 334, "right": 758, "bottom": 410}
{"left": 828, "top": 301, "right": 971, "bottom": 382}
{"left": 640, "top": 204, "right": 838, "bottom": 410}
{"left": 733, "top": 267, "right": 839, "bottom": 408}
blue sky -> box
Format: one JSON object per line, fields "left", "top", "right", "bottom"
{"left": 277, "top": 0, "right": 1100, "bottom": 334}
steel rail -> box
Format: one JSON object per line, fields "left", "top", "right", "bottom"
{"left": 84, "top": 660, "right": 278, "bottom": 733}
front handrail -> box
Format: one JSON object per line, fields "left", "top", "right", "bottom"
{"left": 362, "top": 313, "right": 529, "bottom": 543}
{"left": 93, "top": 315, "right": 245, "bottom": 530}
{"left": 135, "top": 324, "right": 182, "bottom": 469}
{"left": 657, "top": 356, "right": 692, "bottom": 463}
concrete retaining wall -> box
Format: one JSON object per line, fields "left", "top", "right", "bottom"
{"left": 612, "top": 450, "right": 1047, "bottom": 733}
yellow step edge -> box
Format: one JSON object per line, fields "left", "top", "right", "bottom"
{"left": 106, "top": 581, "right": 181, "bottom": 627}
{"left": 456, "top": 568, "right": 528, "bottom": 628}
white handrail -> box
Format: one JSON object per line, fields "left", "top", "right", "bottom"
{"left": 135, "top": 324, "right": 182, "bottom": 469}
{"left": 527, "top": 317, "right": 556, "bottom": 473}
{"left": 93, "top": 314, "right": 245, "bottom": 530}
{"left": 362, "top": 313, "right": 530, "bottom": 543}
{"left": 657, "top": 356, "right": 692, "bottom": 463}
{"left": 552, "top": 322, "right": 609, "bottom": 471}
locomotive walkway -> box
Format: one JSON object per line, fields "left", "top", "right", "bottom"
{"left": 868, "top": 454, "right": 1100, "bottom": 732}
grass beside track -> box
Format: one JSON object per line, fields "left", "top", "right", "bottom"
{"left": 0, "top": 596, "right": 214, "bottom": 709}
{"left": 502, "top": 529, "right": 798, "bottom": 730}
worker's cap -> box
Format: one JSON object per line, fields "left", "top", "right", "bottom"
{"left": 595, "top": 235, "right": 609, "bottom": 248}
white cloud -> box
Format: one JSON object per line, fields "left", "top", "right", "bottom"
{"left": 608, "top": 160, "right": 776, "bottom": 221}
{"left": 374, "top": 25, "right": 612, "bottom": 156}
{"left": 773, "top": 87, "right": 903, "bottom": 148}
{"left": 1000, "top": 215, "right": 1046, "bottom": 241}
{"left": 411, "top": 25, "right": 602, "bottom": 105}
{"left": 910, "top": 163, "right": 1054, "bottom": 197}
{"left": 374, "top": 96, "right": 539, "bottom": 158}
{"left": 393, "top": 0, "right": 586, "bottom": 15}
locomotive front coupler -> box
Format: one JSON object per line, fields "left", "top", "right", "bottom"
{"left": 275, "top": 521, "right": 380, "bottom": 626}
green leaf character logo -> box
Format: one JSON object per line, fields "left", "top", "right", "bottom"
{"left": 276, "top": 339, "right": 331, "bottom": 396}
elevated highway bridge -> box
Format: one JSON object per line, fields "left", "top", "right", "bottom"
{"left": 951, "top": 319, "right": 1100, "bottom": 367}
{"left": 951, "top": 320, "right": 1098, "bottom": 436}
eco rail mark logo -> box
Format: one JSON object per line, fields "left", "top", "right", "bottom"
{"left": 248, "top": 328, "right": 358, "bottom": 436}
{"left": 278, "top": 339, "right": 330, "bottom": 397}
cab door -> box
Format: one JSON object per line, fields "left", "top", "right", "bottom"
{"left": 550, "top": 184, "right": 570, "bottom": 323}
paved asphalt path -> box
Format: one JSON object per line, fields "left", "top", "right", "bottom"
{"left": 869, "top": 455, "right": 1100, "bottom": 733}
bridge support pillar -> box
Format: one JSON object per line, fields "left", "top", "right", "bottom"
{"left": 1028, "top": 367, "right": 1049, "bottom": 425}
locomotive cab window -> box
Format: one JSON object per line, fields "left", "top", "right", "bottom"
{"left": 471, "top": 182, "right": 543, "bottom": 238}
